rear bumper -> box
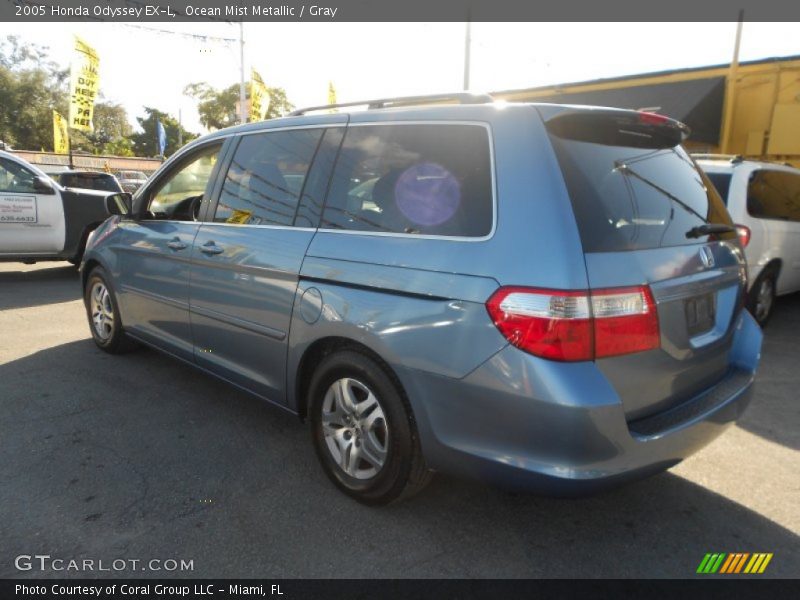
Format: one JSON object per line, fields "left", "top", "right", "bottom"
{"left": 397, "top": 310, "right": 762, "bottom": 494}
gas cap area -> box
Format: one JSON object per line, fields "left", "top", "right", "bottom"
{"left": 299, "top": 287, "right": 323, "bottom": 324}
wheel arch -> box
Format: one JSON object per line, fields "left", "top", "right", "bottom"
{"left": 293, "top": 336, "right": 407, "bottom": 423}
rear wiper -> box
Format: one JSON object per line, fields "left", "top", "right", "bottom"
{"left": 685, "top": 223, "right": 736, "bottom": 239}
{"left": 614, "top": 161, "right": 709, "bottom": 224}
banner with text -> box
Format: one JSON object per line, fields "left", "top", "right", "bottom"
{"left": 68, "top": 36, "right": 100, "bottom": 132}
{"left": 52, "top": 110, "right": 69, "bottom": 154}
{"left": 250, "top": 68, "right": 269, "bottom": 123}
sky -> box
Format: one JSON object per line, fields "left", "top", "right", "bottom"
{"left": 9, "top": 22, "right": 800, "bottom": 134}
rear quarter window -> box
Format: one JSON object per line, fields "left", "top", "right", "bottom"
{"left": 321, "top": 123, "right": 494, "bottom": 238}
{"left": 747, "top": 169, "right": 800, "bottom": 222}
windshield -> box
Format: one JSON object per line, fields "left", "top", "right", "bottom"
{"left": 548, "top": 136, "right": 734, "bottom": 252}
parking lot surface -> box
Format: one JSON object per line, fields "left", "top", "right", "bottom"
{"left": 1, "top": 262, "right": 798, "bottom": 578}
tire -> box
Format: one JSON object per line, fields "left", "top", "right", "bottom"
{"left": 83, "top": 266, "right": 138, "bottom": 353}
{"left": 747, "top": 269, "right": 777, "bottom": 327}
{"left": 308, "top": 350, "right": 432, "bottom": 505}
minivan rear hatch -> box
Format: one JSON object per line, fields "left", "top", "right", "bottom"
{"left": 540, "top": 105, "right": 747, "bottom": 422}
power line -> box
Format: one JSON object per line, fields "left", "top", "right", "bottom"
{"left": 118, "top": 23, "right": 236, "bottom": 45}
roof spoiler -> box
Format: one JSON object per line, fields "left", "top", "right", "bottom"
{"left": 542, "top": 107, "right": 691, "bottom": 149}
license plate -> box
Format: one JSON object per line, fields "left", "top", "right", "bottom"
{"left": 686, "top": 292, "right": 716, "bottom": 336}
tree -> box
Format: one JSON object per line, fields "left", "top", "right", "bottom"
{"left": 130, "top": 106, "right": 198, "bottom": 157}
{"left": 65, "top": 101, "right": 136, "bottom": 155}
{"left": 0, "top": 36, "right": 134, "bottom": 155}
{"left": 0, "top": 36, "right": 67, "bottom": 150}
{"left": 184, "top": 81, "right": 294, "bottom": 131}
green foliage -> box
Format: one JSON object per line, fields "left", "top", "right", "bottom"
{"left": 184, "top": 81, "right": 294, "bottom": 130}
{"left": 0, "top": 37, "right": 67, "bottom": 151}
{"left": 130, "top": 106, "right": 198, "bottom": 157}
{"left": 0, "top": 36, "right": 200, "bottom": 157}
{"left": 101, "top": 137, "right": 135, "bottom": 157}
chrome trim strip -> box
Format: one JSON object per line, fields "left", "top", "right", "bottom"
{"left": 651, "top": 269, "right": 743, "bottom": 303}
{"left": 200, "top": 222, "right": 318, "bottom": 232}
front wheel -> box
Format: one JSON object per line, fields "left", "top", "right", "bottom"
{"left": 84, "top": 267, "right": 137, "bottom": 353}
{"left": 308, "top": 350, "right": 431, "bottom": 505}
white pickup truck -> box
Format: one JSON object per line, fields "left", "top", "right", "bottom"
{"left": 0, "top": 150, "right": 128, "bottom": 265}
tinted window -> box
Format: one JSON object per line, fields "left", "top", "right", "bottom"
{"left": 705, "top": 172, "right": 732, "bottom": 206}
{"left": 147, "top": 144, "right": 221, "bottom": 221}
{"left": 294, "top": 128, "right": 345, "bottom": 228}
{"left": 0, "top": 157, "right": 37, "bottom": 193}
{"left": 747, "top": 169, "right": 800, "bottom": 222}
{"left": 549, "top": 137, "right": 734, "bottom": 252}
{"left": 321, "top": 124, "right": 493, "bottom": 237}
{"left": 59, "top": 173, "right": 120, "bottom": 192}
{"left": 215, "top": 129, "right": 323, "bottom": 226}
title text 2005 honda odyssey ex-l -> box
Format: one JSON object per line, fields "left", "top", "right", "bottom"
{"left": 81, "top": 94, "right": 762, "bottom": 504}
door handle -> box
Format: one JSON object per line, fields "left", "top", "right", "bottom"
{"left": 166, "top": 238, "right": 187, "bottom": 251}
{"left": 200, "top": 240, "right": 224, "bottom": 255}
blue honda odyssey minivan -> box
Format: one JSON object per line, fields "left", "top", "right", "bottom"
{"left": 81, "top": 94, "right": 762, "bottom": 504}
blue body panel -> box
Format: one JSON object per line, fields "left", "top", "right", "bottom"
{"left": 81, "top": 102, "right": 764, "bottom": 493}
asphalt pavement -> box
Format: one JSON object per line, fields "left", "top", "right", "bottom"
{"left": 0, "top": 261, "right": 798, "bottom": 578}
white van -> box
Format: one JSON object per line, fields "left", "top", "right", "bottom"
{"left": 696, "top": 155, "right": 800, "bottom": 325}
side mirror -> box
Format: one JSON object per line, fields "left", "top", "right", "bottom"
{"left": 105, "top": 192, "right": 132, "bottom": 216}
{"left": 33, "top": 176, "right": 55, "bottom": 195}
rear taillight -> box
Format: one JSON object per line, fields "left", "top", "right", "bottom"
{"left": 637, "top": 111, "right": 670, "bottom": 125}
{"left": 735, "top": 224, "right": 751, "bottom": 248}
{"left": 486, "top": 285, "right": 660, "bottom": 362}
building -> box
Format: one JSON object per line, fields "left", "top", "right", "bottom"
{"left": 492, "top": 55, "right": 800, "bottom": 167}
{"left": 11, "top": 150, "right": 162, "bottom": 176}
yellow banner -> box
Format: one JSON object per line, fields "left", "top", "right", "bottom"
{"left": 249, "top": 68, "right": 269, "bottom": 123}
{"left": 53, "top": 111, "right": 69, "bottom": 155}
{"left": 68, "top": 36, "right": 100, "bottom": 132}
{"left": 328, "top": 81, "right": 337, "bottom": 105}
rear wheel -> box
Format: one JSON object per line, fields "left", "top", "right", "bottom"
{"left": 308, "top": 350, "right": 431, "bottom": 505}
{"left": 748, "top": 270, "right": 777, "bottom": 327}
{"left": 84, "top": 267, "right": 138, "bottom": 353}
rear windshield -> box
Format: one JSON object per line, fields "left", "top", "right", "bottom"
{"left": 60, "top": 174, "right": 119, "bottom": 192}
{"left": 705, "top": 172, "right": 732, "bottom": 205}
{"left": 547, "top": 119, "right": 734, "bottom": 252}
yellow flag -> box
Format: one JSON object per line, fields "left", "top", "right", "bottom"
{"left": 249, "top": 68, "right": 270, "bottom": 123}
{"left": 68, "top": 36, "right": 100, "bottom": 132}
{"left": 53, "top": 111, "right": 69, "bottom": 155}
{"left": 328, "top": 81, "right": 338, "bottom": 113}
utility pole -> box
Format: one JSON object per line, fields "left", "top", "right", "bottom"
{"left": 463, "top": 21, "right": 471, "bottom": 91}
{"left": 720, "top": 11, "right": 744, "bottom": 154}
{"left": 178, "top": 108, "right": 183, "bottom": 147}
{"left": 239, "top": 21, "right": 247, "bottom": 125}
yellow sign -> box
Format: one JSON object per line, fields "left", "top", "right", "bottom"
{"left": 249, "top": 68, "right": 269, "bottom": 123}
{"left": 328, "top": 81, "right": 338, "bottom": 113}
{"left": 68, "top": 36, "right": 100, "bottom": 131}
{"left": 226, "top": 209, "right": 253, "bottom": 224}
{"left": 53, "top": 111, "right": 69, "bottom": 155}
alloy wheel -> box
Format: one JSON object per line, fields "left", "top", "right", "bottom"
{"left": 90, "top": 281, "right": 115, "bottom": 341}
{"left": 755, "top": 278, "right": 774, "bottom": 323}
{"left": 320, "top": 377, "right": 389, "bottom": 480}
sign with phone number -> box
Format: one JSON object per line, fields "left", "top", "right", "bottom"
{"left": 0, "top": 195, "right": 38, "bottom": 223}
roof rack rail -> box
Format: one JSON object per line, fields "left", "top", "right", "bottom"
{"left": 690, "top": 153, "right": 744, "bottom": 164}
{"left": 288, "top": 92, "right": 494, "bottom": 116}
